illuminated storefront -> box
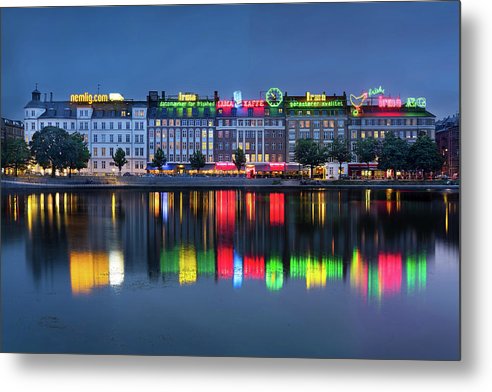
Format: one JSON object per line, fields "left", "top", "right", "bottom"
{"left": 147, "top": 90, "right": 215, "bottom": 164}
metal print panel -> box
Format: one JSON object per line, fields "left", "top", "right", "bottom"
{"left": 1, "top": 1, "right": 460, "bottom": 360}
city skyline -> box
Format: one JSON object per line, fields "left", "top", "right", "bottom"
{"left": 1, "top": 1, "right": 459, "bottom": 121}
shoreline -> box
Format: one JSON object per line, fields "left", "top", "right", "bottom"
{"left": 1, "top": 178, "right": 460, "bottom": 191}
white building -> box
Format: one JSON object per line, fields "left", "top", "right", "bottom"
{"left": 24, "top": 88, "right": 147, "bottom": 175}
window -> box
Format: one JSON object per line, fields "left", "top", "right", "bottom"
{"left": 93, "top": 134, "right": 98, "bottom": 143}
{"left": 102, "top": 161, "right": 106, "bottom": 169}
{"left": 101, "top": 148, "right": 106, "bottom": 156}
{"left": 110, "top": 122, "right": 114, "bottom": 130}
{"left": 118, "top": 134, "right": 122, "bottom": 143}
{"left": 93, "top": 161, "right": 97, "bottom": 169}
{"left": 101, "top": 134, "right": 106, "bottom": 142}
{"left": 118, "top": 122, "right": 122, "bottom": 130}
{"left": 93, "top": 147, "right": 98, "bottom": 156}
{"left": 110, "top": 147, "right": 114, "bottom": 157}
{"left": 126, "top": 148, "right": 130, "bottom": 156}
{"left": 126, "top": 134, "right": 130, "bottom": 143}
{"left": 110, "top": 135, "right": 114, "bottom": 143}
{"left": 126, "top": 122, "right": 130, "bottom": 130}
{"left": 102, "top": 122, "right": 106, "bottom": 130}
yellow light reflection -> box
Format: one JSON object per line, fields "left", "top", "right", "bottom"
{"left": 179, "top": 245, "right": 197, "bottom": 285}
{"left": 365, "top": 189, "right": 371, "bottom": 212}
{"left": 306, "top": 259, "right": 327, "bottom": 289}
{"left": 70, "top": 252, "right": 109, "bottom": 295}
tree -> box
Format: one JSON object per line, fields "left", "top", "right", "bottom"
{"left": 1, "top": 138, "right": 31, "bottom": 176}
{"left": 378, "top": 132, "right": 410, "bottom": 179}
{"left": 112, "top": 147, "right": 128, "bottom": 175}
{"left": 294, "top": 138, "right": 329, "bottom": 178}
{"left": 152, "top": 148, "right": 167, "bottom": 173}
{"left": 407, "top": 133, "right": 445, "bottom": 179}
{"left": 232, "top": 147, "right": 246, "bottom": 174}
{"left": 64, "top": 133, "right": 90, "bottom": 177}
{"left": 189, "top": 150, "right": 206, "bottom": 173}
{"left": 328, "top": 136, "right": 352, "bottom": 178}
{"left": 30, "top": 126, "right": 69, "bottom": 177}
{"left": 355, "top": 138, "right": 378, "bottom": 176}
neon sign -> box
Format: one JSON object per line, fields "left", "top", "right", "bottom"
{"left": 265, "top": 87, "right": 283, "bottom": 107}
{"left": 288, "top": 100, "right": 343, "bottom": 108}
{"left": 70, "top": 92, "right": 125, "bottom": 104}
{"left": 178, "top": 92, "right": 197, "bottom": 101}
{"left": 109, "top": 93, "right": 124, "bottom": 101}
{"left": 368, "top": 86, "right": 385, "bottom": 97}
{"left": 406, "top": 97, "right": 426, "bottom": 108}
{"left": 378, "top": 96, "right": 402, "bottom": 108}
{"left": 233, "top": 90, "right": 242, "bottom": 108}
{"left": 159, "top": 101, "right": 214, "bottom": 108}
{"left": 306, "top": 92, "right": 327, "bottom": 101}
{"left": 70, "top": 93, "right": 108, "bottom": 104}
{"left": 349, "top": 93, "right": 368, "bottom": 116}
{"left": 216, "top": 100, "right": 265, "bottom": 108}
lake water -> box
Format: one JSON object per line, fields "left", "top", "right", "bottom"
{"left": 1, "top": 188, "right": 460, "bottom": 359}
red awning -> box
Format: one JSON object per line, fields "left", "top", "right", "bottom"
{"left": 215, "top": 162, "right": 237, "bottom": 171}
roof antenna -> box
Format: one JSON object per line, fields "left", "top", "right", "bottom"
{"left": 35, "top": 83, "right": 38, "bottom": 90}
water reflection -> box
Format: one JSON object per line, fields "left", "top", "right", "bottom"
{"left": 2, "top": 189, "right": 458, "bottom": 301}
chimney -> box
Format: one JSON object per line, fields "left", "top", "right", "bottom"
{"left": 44, "top": 93, "right": 47, "bottom": 102}
{"left": 50, "top": 92, "right": 53, "bottom": 102}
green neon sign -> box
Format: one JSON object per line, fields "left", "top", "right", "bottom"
{"left": 405, "top": 97, "right": 427, "bottom": 108}
{"left": 159, "top": 101, "right": 215, "bottom": 108}
{"left": 265, "top": 87, "right": 283, "bottom": 107}
{"left": 288, "top": 100, "right": 344, "bottom": 108}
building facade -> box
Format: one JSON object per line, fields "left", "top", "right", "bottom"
{"left": 435, "top": 114, "right": 459, "bottom": 178}
{"left": 23, "top": 89, "right": 147, "bottom": 175}
{"left": 347, "top": 88, "right": 436, "bottom": 178}
{"left": 147, "top": 91, "right": 215, "bottom": 167}
{"left": 285, "top": 92, "right": 349, "bottom": 163}
{"left": 1, "top": 117, "right": 24, "bottom": 144}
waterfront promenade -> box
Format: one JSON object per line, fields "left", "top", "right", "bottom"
{"left": 1, "top": 176, "right": 459, "bottom": 190}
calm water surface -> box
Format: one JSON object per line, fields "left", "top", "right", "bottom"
{"left": 1, "top": 189, "right": 459, "bottom": 359}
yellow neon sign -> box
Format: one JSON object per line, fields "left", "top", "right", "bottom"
{"left": 178, "top": 92, "right": 197, "bottom": 101}
{"left": 70, "top": 92, "right": 125, "bottom": 104}
{"left": 306, "top": 92, "right": 326, "bottom": 102}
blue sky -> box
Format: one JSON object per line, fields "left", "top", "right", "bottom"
{"left": 1, "top": 1, "right": 459, "bottom": 120}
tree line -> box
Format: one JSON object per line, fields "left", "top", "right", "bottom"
{"left": 1, "top": 126, "right": 443, "bottom": 179}
{"left": 294, "top": 131, "right": 444, "bottom": 179}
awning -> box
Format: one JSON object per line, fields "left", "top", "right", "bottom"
{"left": 215, "top": 162, "right": 237, "bottom": 171}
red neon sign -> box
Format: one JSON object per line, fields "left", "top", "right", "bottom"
{"left": 243, "top": 100, "right": 265, "bottom": 108}
{"left": 378, "top": 96, "right": 402, "bottom": 108}
{"left": 216, "top": 100, "right": 265, "bottom": 108}
{"left": 217, "top": 100, "right": 234, "bottom": 108}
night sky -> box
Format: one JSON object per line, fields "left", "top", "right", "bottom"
{"left": 1, "top": 1, "right": 459, "bottom": 120}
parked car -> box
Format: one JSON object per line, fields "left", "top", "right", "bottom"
{"left": 123, "top": 172, "right": 133, "bottom": 176}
